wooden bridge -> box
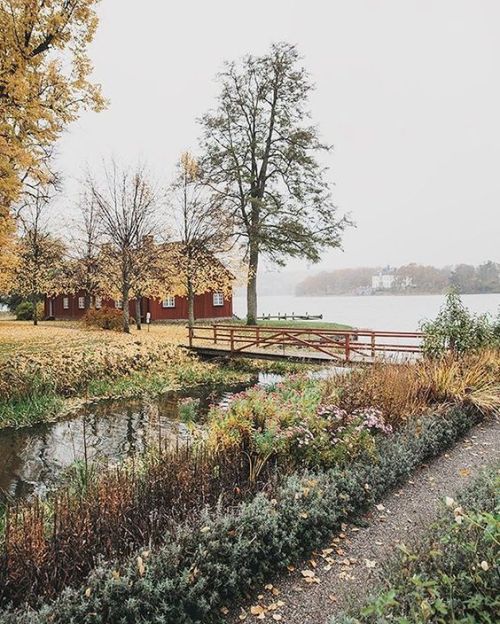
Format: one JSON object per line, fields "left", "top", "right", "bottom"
{"left": 187, "top": 324, "right": 424, "bottom": 364}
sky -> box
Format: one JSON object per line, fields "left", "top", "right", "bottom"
{"left": 54, "top": 0, "right": 500, "bottom": 280}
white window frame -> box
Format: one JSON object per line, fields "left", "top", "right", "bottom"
{"left": 78, "top": 296, "right": 85, "bottom": 310}
{"left": 115, "top": 300, "right": 123, "bottom": 309}
{"left": 162, "top": 296, "right": 176, "bottom": 308}
{"left": 213, "top": 292, "right": 224, "bottom": 307}
{"left": 95, "top": 296, "right": 102, "bottom": 309}
{"left": 63, "top": 297, "right": 69, "bottom": 310}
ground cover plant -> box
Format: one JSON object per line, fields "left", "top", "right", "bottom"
{"left": 0, "top": 350, "right": 498, "bottom": 614}
{"left": 332, "top": 467, "right": 500, "bottom": 624}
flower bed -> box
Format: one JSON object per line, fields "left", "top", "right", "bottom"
{"left": 0, "top": 352, "right": 498, "bottom": 619}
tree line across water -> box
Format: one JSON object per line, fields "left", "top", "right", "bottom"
{"left": 296, "top": 261, "right": 500, "bottom": 296}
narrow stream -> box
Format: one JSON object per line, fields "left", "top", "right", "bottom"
{"left": 0, "top": 372, "right": 283, "bottom": 502}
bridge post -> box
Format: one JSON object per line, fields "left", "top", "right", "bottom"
{"left": 188, "top": 326, "right": 193, "bottom": 348}
{"left": 345, "top": 333, "right": 351, "bottom": 362}
{"left": 230, "top": 328, "right": 234, "bottom": 353}
{"left": 256, "top": 326, "right": 260, "bottom": 346}
{"left": 371, "top": 332, "right": 376, "bottom": 358}
{"left": 213, "top": 324, "right": 218, "bottom": 344}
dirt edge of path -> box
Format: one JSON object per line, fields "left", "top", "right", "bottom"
{"left": 224, "top": 416, "right": 500, "bottom": 624}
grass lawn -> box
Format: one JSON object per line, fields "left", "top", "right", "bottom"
{"left": 0, "top": 319, "right": 187, "bottom": 362}
{"left": 229, "top": 319, "right": 353, "bottom": 331}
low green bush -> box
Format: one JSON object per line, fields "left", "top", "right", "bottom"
{"left": 0, "top": 405, "right": 484, "bottom": 624}
{"left": 332, "top": 467, "right": 500, "bottom": 624}
{"left": 15, "top": 302, "right": 33, "bottom": 320}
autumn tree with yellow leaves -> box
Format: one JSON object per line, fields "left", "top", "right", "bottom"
{"left": 168, "top": 152, "right": 234, "bottom": 327}
{"left": 12, "top": 191, "right": 65, "bottom": 325}
{"left": 0, "top": 0, "right": 105, "bottom": 287}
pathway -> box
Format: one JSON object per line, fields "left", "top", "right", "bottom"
{"left": 224, "top": 416, "right": 500, "bottom": 623}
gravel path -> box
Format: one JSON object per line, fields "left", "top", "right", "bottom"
{"left": 224, "top": 416, "right": 500, "bottom": 624}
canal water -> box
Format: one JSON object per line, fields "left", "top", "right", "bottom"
{"left": 0, "top": 374, "right": 281, "bottom": 502}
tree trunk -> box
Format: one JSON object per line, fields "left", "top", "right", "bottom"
{"left": 122, "top": 287, "right": 130, "bottom": 334}
{"left": 32, "top": 294, "right": 38, "bottom": 326}
{"left": 187, "top": 277, "right": 195, "bottom": 328}
{"left": 135, "top": 297, "right": 142, "bottom": 330}
{"left": 246, "top": 238, "right": 259, "bottom": 325}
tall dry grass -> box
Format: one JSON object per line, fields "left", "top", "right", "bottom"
{"left": 328, "top": 350, "right": 500, "bottom": 425}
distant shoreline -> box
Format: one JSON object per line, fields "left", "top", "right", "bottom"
{"left": 293, "top": 291, "right": 500, "bottom": 298}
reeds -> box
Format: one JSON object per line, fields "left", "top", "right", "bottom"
{"left": 0, "top": 443, "right": 276, "bottom": 607}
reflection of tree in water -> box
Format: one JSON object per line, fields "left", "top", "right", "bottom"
{"left": 0, "top": 380, "right": 259, "bottom": 503}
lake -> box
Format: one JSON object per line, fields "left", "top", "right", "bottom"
{"left": 233, "top": 293, "right": 500, "bottom": 331}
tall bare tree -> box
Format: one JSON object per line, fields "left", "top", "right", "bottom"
{"left": 200, "top": 42, "right": 350, "bottom": 324}
{"left": 168, "top": 152, "right": 233, "bottom": 327}
{"left": 88, "top": 163, "right": 159, "bottom": 333}
{"left": 66, "top": 191, "right": 104, "bottom": 308}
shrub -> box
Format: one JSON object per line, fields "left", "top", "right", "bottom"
{"left": 0, "top": 405, "right": 486, "bottom": 622}
{"left": 82, "top": 307, "right": 125, "bottom": 331}
{"left": 15, "top": 301, "right": 44, "bottom": 321}
{"left": 332, "top": 468, "right": 500, "bottom": 624}
{"left": 420, "top": 290, "right": 496, "bottom": 357}
{"left": 15, "top": 302, "right": 32, "bottom": 320}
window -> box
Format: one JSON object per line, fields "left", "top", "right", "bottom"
{"left": 95, "top": 296, "right": 102, "bottom": 309}
{"left": 63, "top": 297, "right": 69, "bottom": 310}
{"left": 213, "top": 292, "right": 224, "bottom": 307}
{"left": 78, "top": 296, "right": 85, "bottom": 309}
{"left": 115, "top": 300, "right": 123, "bottom": 309}
{"left": 162, "top": 296, "right": 175, "bottom": 308}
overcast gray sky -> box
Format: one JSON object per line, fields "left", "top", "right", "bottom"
{"left": 55, "top": 0, "right": 500, "bottom": 274}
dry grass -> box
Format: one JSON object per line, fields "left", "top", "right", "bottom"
{"left": 0, "top": 319, "right": 188, "bottom": 362}
{"left": 328, "top": 350, "right": 500, "bottom": 425}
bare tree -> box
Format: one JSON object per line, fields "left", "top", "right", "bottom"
{"left": 88, "top": 162, "right": 160, "bottom": 333}
{"left": 66, "top": 191, "right": 104, "bottom": 308}
{"left": 168, "top": 152, "right": 233, "bottom": 327}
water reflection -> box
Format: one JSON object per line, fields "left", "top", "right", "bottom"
{"left": 0, "top": 382, "right": 253, "bottom": 502}
{"left": 0, "top": 367, "right": 342, "bottom": 502}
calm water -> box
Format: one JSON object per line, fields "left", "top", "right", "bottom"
{"left": 234, "top": 293, "right": 500, "bottom": 331}
{"left": 0, "top": 370, "right": 316, "bottom": 502}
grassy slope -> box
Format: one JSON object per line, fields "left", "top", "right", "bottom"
{"left": 0, "top": 320, "right": 315, "bottom": 429}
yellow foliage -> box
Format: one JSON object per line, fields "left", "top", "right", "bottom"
{"left": 0, "top": 0, "right": 106, "bottom": 211}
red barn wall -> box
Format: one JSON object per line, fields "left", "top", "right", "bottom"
{"left": 45, "top": 291, "right": 233, "bottom": 322}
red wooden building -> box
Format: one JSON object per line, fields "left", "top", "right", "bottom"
{"left": 44, "top": 290, "right": 233, "bottom": 322}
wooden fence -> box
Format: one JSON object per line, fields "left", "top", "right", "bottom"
{"left": 188, "top": 324, "right": 424, "bottom": 363}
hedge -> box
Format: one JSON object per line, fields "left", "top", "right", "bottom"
{"left": 0, "top": 406, "right": 485, "bottom": 624}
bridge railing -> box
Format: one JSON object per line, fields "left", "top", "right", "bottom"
{"left": 187, "top": 324, "right": 424, "bottom": 362}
